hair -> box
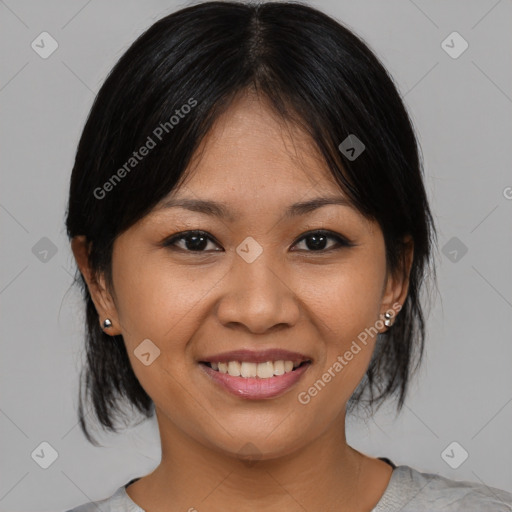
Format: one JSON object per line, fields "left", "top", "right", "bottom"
{"left": 65, "top": 0, "right": 438, "bottom": 446}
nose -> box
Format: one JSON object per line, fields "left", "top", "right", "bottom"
{"left": 215, "top": 247, "right": 301, "bottom": 335}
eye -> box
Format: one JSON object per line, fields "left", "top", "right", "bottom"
{"left": 291, "top": 230, "right": 353, "bottom": 252}
{"left": 162, "top": 229, "right": 353, "bottom": 254}
{"left": 162, "top": 230, "right": 222, "bottom": 252}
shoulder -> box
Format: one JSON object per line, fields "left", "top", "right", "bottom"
{"left": 64, "top": 484, "right": 143, "bottom": 512}
{"left": 374, "top": 464, "right": 512, "bottom": 512}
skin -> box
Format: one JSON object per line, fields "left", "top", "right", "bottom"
{"left": 72, "top": 90, "right": 414, "bottom": 512}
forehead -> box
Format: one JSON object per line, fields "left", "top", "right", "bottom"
{"left": 171, "top": 91, "right": 342, "bottom": 201}
{"left": 145, "top": 91, "right": 377, "bottom": 235}
{"left": 146, "top": 92, "right": 379, "bottom": 234}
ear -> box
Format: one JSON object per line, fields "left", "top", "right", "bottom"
{"left": 71, "top": 236, "right": 122, "bottom": 336}
{"left": 379, "top": 235, "right": 414, "bottom": 331}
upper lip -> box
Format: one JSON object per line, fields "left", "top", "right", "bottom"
{"left": 199, "top": 349, "right": 312, "bottom": 364}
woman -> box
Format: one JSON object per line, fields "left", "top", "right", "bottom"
{"left": 65, "top": 1, "right": 512, "bottom": 511}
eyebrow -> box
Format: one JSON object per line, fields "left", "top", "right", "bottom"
{"left": 157, "top": 196, "right": 354, "bottom": 222}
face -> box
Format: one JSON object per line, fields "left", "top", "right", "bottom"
{"left": 77, "top": 92, "right": 411, "bottom": 461}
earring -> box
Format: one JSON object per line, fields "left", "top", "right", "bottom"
{"left": 383, "top": 311, "right": 393, "bottom": 328}
{"left": 102, "top": 318, "right": 113, "bottom": 329}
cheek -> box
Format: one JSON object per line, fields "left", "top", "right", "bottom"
{"left": 111, "top": 248, "right": 205, "bottom": 342}
{"left": 110, "top": 248, "right": 225, "bottom": 399}
{"left": 298, "top": 254, "right": 386, "bottom": 342}
{"left": 110, "top": 253, "right": 200, "bottom": 410}
{"left": 294, "top": 253, "right": 386, "bottom": 407}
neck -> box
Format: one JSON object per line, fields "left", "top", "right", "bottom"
{"left": 126, "top": 407, "right": 390, "bottom": 512}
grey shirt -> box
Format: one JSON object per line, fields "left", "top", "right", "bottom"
{"left": 66, "top": 459, "right": 512, "bottom": 512}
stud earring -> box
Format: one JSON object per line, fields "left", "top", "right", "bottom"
{"left": 383, "top": 311, "right": 393, "bottom": 328}
{"left": 102, "top": 318, "right": 113, "bottom": 329}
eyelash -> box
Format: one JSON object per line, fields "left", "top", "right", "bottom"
{"left": 162, "top": 229, "right": 354, "bottom": 254}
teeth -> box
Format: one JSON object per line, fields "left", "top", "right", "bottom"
{"left": 257, "top": 361, "right": 274, "bottom": 378}
{"left": 273, "top": 360, "right": 285, "bottom": 375}
{"left": 210, "top": 360, "right": 304, "bottom": 378}
{"left": 227, "top": 361, "right": 241, "bottom": 376}
{"left": 240, "top": 362, "right": 257, "bottom": 378}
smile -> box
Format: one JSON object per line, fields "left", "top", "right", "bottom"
{"left": 199, "top": 360, "right": 312, "bottom": 399}
{"left": 204, "top": 360, "right": 307, "bottom": 378}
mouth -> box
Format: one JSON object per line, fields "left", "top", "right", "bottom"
{"left": 198, "top": 350, "right": 312, "bottom": 399}
{"left": 199, "top": 359, "right": 311, "bottom": 378}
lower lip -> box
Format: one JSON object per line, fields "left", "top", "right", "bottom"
{"left": 199, "top": 362, "right": 311, "bottom": 400}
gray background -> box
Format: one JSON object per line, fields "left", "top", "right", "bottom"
{"left": 1, "top": 0, "right": 511, "bottom": 510}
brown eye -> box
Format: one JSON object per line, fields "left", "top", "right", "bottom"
{"left": 163, "top": 230, "right": 221, "bottom": 252}
{"left": 292, "top": 230, "right": 353, "bottom": 252}
{"left": 162, "top": 229, "right": 354, "bottom": 254}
